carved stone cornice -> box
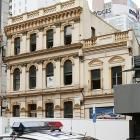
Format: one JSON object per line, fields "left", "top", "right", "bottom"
{"left": 3, "top": 43, "right": 82, "bottom": 63}
{"left": 5, "top": 7, "right": 82, "bottom": 36}
{"left": 6, "top": 87, "right": 83, "bottom": 98}
{"left": 83, "top": 41, "right": 127, "bottom": 53}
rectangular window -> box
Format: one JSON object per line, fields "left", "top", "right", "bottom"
{"left": 111, "top": 66, "right": 122, "bottom": 88}
{"left": 64, "top": 101, "right": 73, "bottom": 118}
{"left": 91, "top": 69, "right": 101, "bottom": 89}
{"left": 64, "top": 26, "right": 72, "bottom": 45}
{"left": 47, "top": 29, "right": 53, "bottom": 49}
{"left": 91, "top": 27, "right": 95, "bottom": 37}
{"left": 28, "top": 104, "right": 37, "bottom": 117}
{"left": 30, "top": 33, "right": 36, "bottom": 52}
{"left": 89, "top": 108, "right": 93, "bottom": 119}
{"left": 14, "top": 37, "right": 20, "bottom": 55}
{"left": 13, "top": 105, "right": 20, "bottom": 117}
{"left": 45, "top": 103, "right": 54, "bottom": 118}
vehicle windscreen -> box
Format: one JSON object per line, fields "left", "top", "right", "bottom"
{"left": 0, "top": 137, "right": 37, "bottom": 140}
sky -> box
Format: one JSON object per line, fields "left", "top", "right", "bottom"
{"left": 105, "top": 0, "right": 140, "bottom": 7}
{"left": 88, "top": 0, "right": 140, "bottom": 8}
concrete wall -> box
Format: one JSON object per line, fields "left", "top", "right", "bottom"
{"left": 5, "top": 117, "right": 129, "bottom": 140}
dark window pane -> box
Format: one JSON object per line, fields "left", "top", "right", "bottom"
{"left": 111, "top": 66, "right": 122, "bottom": 87}
{"left": 28, "top": 104, "right": 37, "bottom": 117}
{"left": 91, "top": 69, "right": 101, "bottom": 89}
{"left": 13, "top": 105, "right": 20, "bottom": 117}
{"left": 91, "top": 27, "right": 95, "bottom": 37}
{"left": 89, "top": 108, "right": 93, "bottom": 119}
{"left": 13, "top": 68, "right": 20, "bottom": 91}
{"left": 30, "top": 33, "right": 36, "bottom": 52}
{"left": 47, "top": 29, "right": 53, "bottom": 49}
{"left": 64, "top": 101, "right": 73, "bottom": 118}
{"left": 29, "top": 65, "right": 36, "bottom": 89}
{"left": 45, "top": 103, "right": 54, "bottom": 118}
{"left": 64, "top": 60, "right": 72, "bottom": 85}
{"left": 46, "top": 63, "right": 54, "bottom": 77}
{"left": 64, "top": 26, "right": 72, "bottom": 45}
{"left": 14, "top": 37, "right": 20, "bottom": 55}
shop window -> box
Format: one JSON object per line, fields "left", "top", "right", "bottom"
{"left": 13, "top": 105, "right": 20, "bottom": 117}
{"left": 28, "top": 104, "right": 37, "bottom": 117}
{"left": 64, "top": 101, "right": 73, "bottom": 118}
{"left": 45, "top": 103, "right": 54, "bottom": 118}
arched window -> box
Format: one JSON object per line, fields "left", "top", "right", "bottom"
{"left": 46, "top": 63, "right": 54, "bottom": 87}
{"left": 46, "top": 29, "right": 53, "bottom": 49}
{"left": 64, "top": 101, "right": 73, "bottom": 118}
{"left": 30, "top": 33, "right": 36, "bottom": 52}
{"left": 64, "top": 25, "right": 72, "bottom": 45}
{"left": 29, "top": 65, "right": 36, "bottom": 89}
{"left": 13, "top": 68, "right": 20, "bottom": 91}
{"left": 64, "top": 60, "right": 72, "bottom": 85}
{"left": 14, "top": 37, "right": 20, "bottom": 55}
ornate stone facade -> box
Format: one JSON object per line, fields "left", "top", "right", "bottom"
{"left": 4, "top": 0, "right": 139, "bottom": 118}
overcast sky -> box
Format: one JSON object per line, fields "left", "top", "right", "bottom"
{"left": 109, "top": 0, "right": 140, "bottom": 7}
{"left": 88, "top": 0, "right": 140, "bottom": 8}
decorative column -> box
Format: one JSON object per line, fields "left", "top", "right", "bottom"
{"left": 37, "top": 28, "right": 43, "bottom": 50}
{"left": 37, "top": 96, "right": 43, "bottom": 117}
{"left": 21, "top": 32, "right": 27, "bottom": 54}
{"left": 36, "top": 61, "right": 43, "bottom": 90}
{"left": 54, "top": 98, "right": 61, "bottom": 118}
{"left": 73, "top": 97, "right": 81, "bottom": 118}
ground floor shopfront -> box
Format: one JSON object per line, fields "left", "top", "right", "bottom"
{"left": 6, "top": 88, "right": 114, "bottom": 119}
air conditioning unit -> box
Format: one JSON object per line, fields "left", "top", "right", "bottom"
{"left": 47, "top": 76, "right": 54, "bottom": 87}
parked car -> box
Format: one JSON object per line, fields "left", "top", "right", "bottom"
{"left": 0, "top": 121, "right": 98, "bottom": 140}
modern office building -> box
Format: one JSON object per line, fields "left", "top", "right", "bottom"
{"left": 91, "top": 0, "right": 140, "bottom": 43}
{"left": 9, "top": 0, "right": 67, "bottom": 16}
{"left": 4, "top": 0, "right": 140, "bottom": 119}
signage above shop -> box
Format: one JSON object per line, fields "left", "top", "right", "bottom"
{"left": 93, "top": 8, "right": 111, "bottom": 16}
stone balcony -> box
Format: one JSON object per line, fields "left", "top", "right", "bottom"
{"left": 83, "top": 30, "right": 133, "bottom": 49}
{"left": 8, "top": 0, "right": 80, "bottom": 25}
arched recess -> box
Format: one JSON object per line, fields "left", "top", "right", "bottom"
{"left": 88, "top": 58, "right": 103, "bottom": 67}
{"left": 43, "top": 60, "right": 56, "bottom": 69}
{"left": 26, "top": 29, "right": 39, "bottom": 39}
{"left": 61, "top": 21, "right": 74, "bottom": 32}
{"left": 61, "top": 57, "right": 74, "bottom": 67}
{"left": 11, "top": 65, "right": 22, "bottom": 74}
{"left": 108, "top": 56, "right": 125, "bottom": 64}
{"left": 43, "top": 26, "right": 56, "bottom": 36}
{"left": 11, "top": 34, "right": 22, "bottom": 43}
{"left": 26, "top": 63, "right": 38, "bottom": 72}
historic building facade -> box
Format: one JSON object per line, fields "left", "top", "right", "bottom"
{"left": 4, "top": 0, "right": 139, "bottom": 118}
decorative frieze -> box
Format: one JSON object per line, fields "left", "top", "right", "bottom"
{"left": 5, "top": 7, "right": 82, "bottom": 36}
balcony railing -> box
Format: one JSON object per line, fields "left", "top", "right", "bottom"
{"left": 84, "top": 31, "right": 130, "bottom": 48}
{"left": 8, "top": 0, "right": 79, "bottom": 25}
